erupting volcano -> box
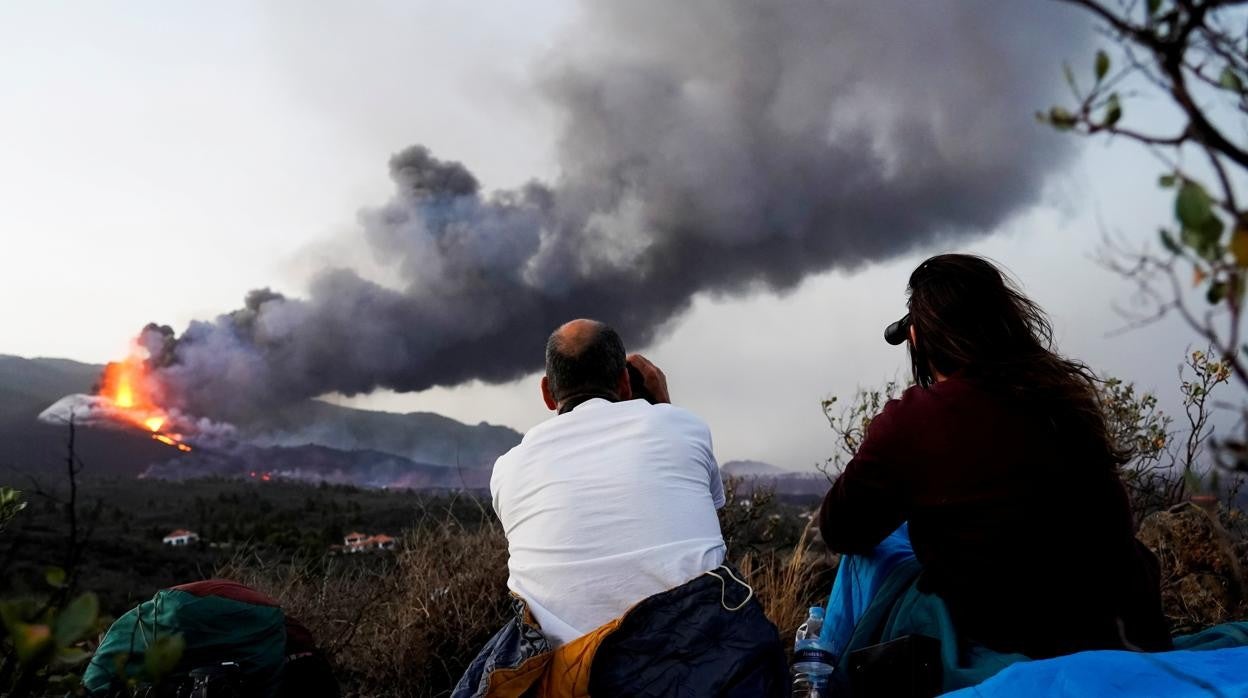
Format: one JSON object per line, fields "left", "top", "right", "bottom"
{"left": 97, "top": 348, "right": 192, "bottom": 452}
{"left": 38, "top": 338, "right": 198, "bottom": 453}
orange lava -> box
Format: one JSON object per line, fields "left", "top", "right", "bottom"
{"left": 99, "top": 344, "right": 192, "bottom": 453}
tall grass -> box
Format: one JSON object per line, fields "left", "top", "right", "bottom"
{"left": 220, "top": 514, "right": 510, "bottom": 697}
{"left": 221, "top": 490, "right": 825, "bottom": 697}
{"left": 738, "top": 521, "right": 829, "bottom": 644}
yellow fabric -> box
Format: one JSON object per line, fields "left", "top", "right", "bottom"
{"left": 535, "top": 616, "right": 624, "bottom": 697}
{"left": 483, "top": 653, "right": 551, "bottom": 698}
{"left": 484, "top": 615, "right": 625, "bottom": 698}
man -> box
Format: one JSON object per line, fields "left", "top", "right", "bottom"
{"left": 491, "top": 318, "right": 727, "bottom": 645}
{"left": 456, "top": 319, "right": 787, "bottom": 697}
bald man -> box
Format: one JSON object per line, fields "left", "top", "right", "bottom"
{"left": 489, "top": 319, "right": 728, "bottom": 646}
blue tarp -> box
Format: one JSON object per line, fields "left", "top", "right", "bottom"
{"left": 819, "top": 522, "right": 916, "bottom": 655}
{"left": 822, "top": 524, "right": 1248, "bottom": 697}
{"left": 944, "top": 625, "right": 1248, "bottom": 697}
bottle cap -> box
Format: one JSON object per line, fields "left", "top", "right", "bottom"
{"left": 809, "top": 606, "right": 824, "bottom": 618}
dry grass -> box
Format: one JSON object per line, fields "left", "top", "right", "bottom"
{"left": 736, "top": 520, "right": 834, "bottom": 644}
{"left": 219, "top": 492, "right": 831, "bottom": 697}
{"left": 220, "top": 514, "right": 509, "bottom": 698}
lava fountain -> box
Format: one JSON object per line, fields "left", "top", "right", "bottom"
{"left": 97, "top": 346, "right": 192, "bottom": 452}
{"left": 37, "top": 342, "right": 194, "bottom": 453}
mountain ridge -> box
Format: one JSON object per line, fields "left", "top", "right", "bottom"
{"left": 0, "top": 354, "right": 521, "bottom": 481}
{"left": 1, "top": 355, "right": 822, "bottom": 496}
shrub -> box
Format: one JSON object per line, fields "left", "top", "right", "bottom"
{"left": 220, "top": 512, "right": 509, "bottom": 698}
{"left": 1109, "top": 349, "right": 1236, "bottom": 523}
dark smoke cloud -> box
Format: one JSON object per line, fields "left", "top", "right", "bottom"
{"left": 156, "top": 0, "right": 1089, "bottom": 419}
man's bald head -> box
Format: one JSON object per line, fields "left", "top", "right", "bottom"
{"left": 544, "top": 319, "right": 627, "bottom": 406}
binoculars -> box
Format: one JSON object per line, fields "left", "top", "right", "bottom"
{"left": 884, "top": 314, "right": 910, "bottom": 346}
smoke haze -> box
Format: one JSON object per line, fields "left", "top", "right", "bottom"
{"left": 153, "top": 0, "right": 1089, "bottom": 419}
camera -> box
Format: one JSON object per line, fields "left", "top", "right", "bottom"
{"left": 626, "top": 363, "right": 657, "bottom": 404}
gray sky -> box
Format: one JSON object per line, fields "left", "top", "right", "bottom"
{"left": 1, "top": 1, "right": 1220, "bottom": 470}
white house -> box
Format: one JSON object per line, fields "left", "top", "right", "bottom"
{"left": 372, "top": 534, "right": 396, "bottom": 551}
{"left": 163, "top": 529, "right": 199, "bottom": 546}
{"left": 343, "top": 532, "right": 396, "bottom": 553}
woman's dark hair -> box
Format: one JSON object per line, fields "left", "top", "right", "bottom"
{"left": 906, "top": 254, "right": 1128, "bottom": 466}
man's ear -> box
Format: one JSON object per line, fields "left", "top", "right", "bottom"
{"left": 616, "top": 368, "right": 633, "bottom": 401}
{"left": 540, "top": 376, "right": 558, "bottom": 411}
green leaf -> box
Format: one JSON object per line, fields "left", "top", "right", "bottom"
{"left": 0, "top": 598, "right": 41, "bottom": 634}
{"left": 1095, "top": 50, "right": 1110, "bottom": 81}
{"left": 1148, "top": 0, "right": 1162, "bottom": 14}
{"left": 45, "top": 566, "right": 66, "bottom": 589}
{"left": 0, "top": 487, "right": 26, "bottom": 533}
{"left": 1063, "top": 62, "right": 1077, "bottom": 94}
{"left": 1220, "top": 66, "right": 1244, "bottom": 93}
{"left": 52, "top": 592, "right": 98, "bottom": 647}
{"left": 55, "top": 647, "right": 92, "bottom": 665}
{"left": 1048, "top": 106, "right": 1077, "bottom": 131}
{"left": 1182, "top": 214, "right": 1225, "bottom": 261}
{"left": 1181, "top": 227, "right": 1214, "bottom": 261}
{"left": 1104, "top": 93, "right": 1122, "bottom": 126}
{"left": 1159, "top": 228, "right": 1182, "bottom": 255}
{"left": 1159, "top": 174, "right": 1177, "bottom": 188}
{"left": 1198, "top": 214, "right": 1225, "bottom": 245}
{"left": 12, "top": 622, "right": 54, "bottom": 665}
{"left": 46, "top": 672, "right": 82, "bottom": 689}
{"left": 1176, "top": 181, "right": 1214, "bottom": 229}
{"left": 144, "top": 634, "right": 185, "bottom": 683}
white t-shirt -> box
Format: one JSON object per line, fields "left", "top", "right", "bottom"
{"left": 490, "top": 398, "right": 726, "bottom": 646}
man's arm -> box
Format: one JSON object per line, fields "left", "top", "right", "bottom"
{"left": 699, "top": 421, "right": 726, "bottom": 509}
{"left": 818, "top": 403, "right": 908, "bottom": 555}
{"left": 631, "top": 353, "right": 725, "bottom": 508}
{"left": 489, "top": 453, "right": 509, "bottom": 523}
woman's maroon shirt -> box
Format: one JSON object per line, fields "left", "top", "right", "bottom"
{"left": 818, "top": 375, "right": 1171, "bottom": 657}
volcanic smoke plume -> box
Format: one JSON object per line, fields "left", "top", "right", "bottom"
{"left": 151, "top": 0, "right": 1088, "bottom": 419}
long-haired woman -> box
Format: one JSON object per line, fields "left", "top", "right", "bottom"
{"left": 819, "top": 253, "right": 1170, "bottom": 660}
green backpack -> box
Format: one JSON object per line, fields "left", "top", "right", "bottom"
{"left": 84, "top": 580, "right": 290, "bottom": 697}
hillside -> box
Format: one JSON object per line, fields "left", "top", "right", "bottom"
{"left": 1, "top": 355, "right": 823, "bottom": 495}
{"left": 0, "top": 355, "right": 520, "bottom": 483}
{"left": 722, "top": 459, "right": 788, "bottom": 477}
{"left": 144, "top": 443, "right": 489, "bottom": 490}
{"left": 721, "top": 459, "right": 828, "bottom": 497}
{"left": 240, "top": 400, "right": 520, "bottom": 469}
{"left": 0, "top": 355, "right": 177, "bottom": 479}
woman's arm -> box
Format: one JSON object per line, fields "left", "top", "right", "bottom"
{"left": 818, "top": 404, "right": 909, "bottom": 554}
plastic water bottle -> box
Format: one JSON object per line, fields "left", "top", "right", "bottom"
{"left": 791, "top": 606, "right": 834, "bottom": 697}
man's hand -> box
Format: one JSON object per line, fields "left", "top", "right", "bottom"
{"left": 626, "top": 354, "right": 671, "bottom": 404}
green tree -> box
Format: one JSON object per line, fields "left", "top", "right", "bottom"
{"left": 1044, "top": 0, "right": 1248, "bottom": 470}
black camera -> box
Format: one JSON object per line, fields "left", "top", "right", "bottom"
{"left": 626, "top": 363, "right": 657, "bottom": 404}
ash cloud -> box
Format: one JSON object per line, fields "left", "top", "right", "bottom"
{"left": 156, "top": 0, "right": 1089, "bottom": 419}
